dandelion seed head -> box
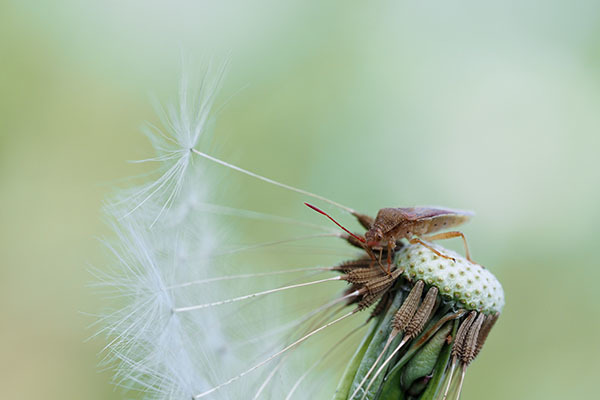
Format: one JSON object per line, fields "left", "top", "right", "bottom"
{"left": 398, "top": 242, "right": 504, "bottom": 314}
{"left": 96, "top": 62, "right": 503, "bottom": 400}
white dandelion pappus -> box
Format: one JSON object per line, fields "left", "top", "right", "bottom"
{"left": 98, "top": 66, "right": 368, "bottom": 400}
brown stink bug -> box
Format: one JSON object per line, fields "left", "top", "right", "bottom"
{"left": 306, "top": 204, "right": 475, "bottom": 271}
{"left": 362, "top": 207, "right": 475, "bottom": 265}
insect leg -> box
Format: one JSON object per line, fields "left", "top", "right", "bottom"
{"left": 420, "top": 231, "right": 472, "bottom": 262}
{"left": 409, "top": 237, "right": 456, "bottom": 262}
{"left": 373, "top": 247, "right": 392, "bottom": 277}
{"left": 386, "top": 240, "right": 396, "bottom": 273}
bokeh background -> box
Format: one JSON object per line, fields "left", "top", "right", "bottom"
{"left": 2, "top": 1, "right": 600, "bottom": 399}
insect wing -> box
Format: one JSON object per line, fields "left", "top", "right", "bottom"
{"left": 397, "top": 207, "right": 474, "bottom": 221}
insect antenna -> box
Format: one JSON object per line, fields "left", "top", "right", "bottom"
{"left": 191, "top": 148, "right": 357, "bottom": 214}
{"left": 304, "top": 203, "right": 365, "bottom": 242}
{"left": 304, "top": 203, "right": 385, "bottom": 272}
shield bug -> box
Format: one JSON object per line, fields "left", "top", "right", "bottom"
{"left": 362, "top": 207, "right": 475, "bottom": 267}
{"left": 306, "top": 204, "right": 476, "bottom": 271}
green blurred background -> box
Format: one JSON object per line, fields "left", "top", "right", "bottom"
{"left": 2, "top": 1, "right": 600, "bottom": 399}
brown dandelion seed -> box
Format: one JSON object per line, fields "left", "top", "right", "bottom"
{"left": 392, "top": 280, "right": 425, "bottom": 332}
{"left": 406, "top": 286, "right": 439, "bottom": 339}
